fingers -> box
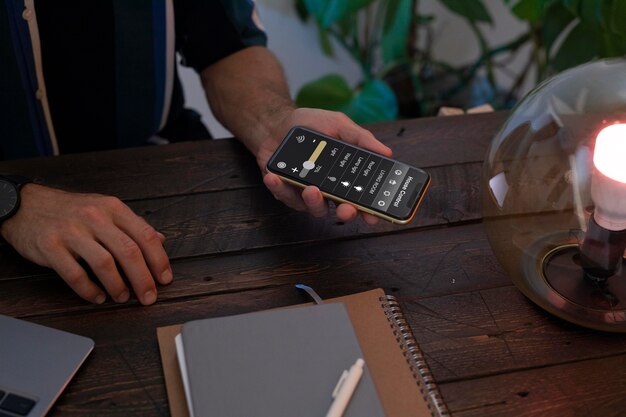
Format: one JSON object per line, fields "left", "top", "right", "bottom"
{"left": 332, "top": 117, "right": 393, "bottom": 157}
{"left": 89, "top": 225, "right": 158, "bottom": 305}
{"left": 51, "top": 231, "right": 160, "bottom": 306}
{"left": 69, "top": 199, "right": 168, "bottom": 305}
{"left": 94, "top": 200, "right": 172, "bottom": 305}
{"left": 264, "top": 160, "right": 379, "bottom": 224}
{"left": 335, "top": 203, "right": 358, "bottom": 223}
{"left": 110, "top": 203, "right": 172, "bottom": 287}
{"left": 265, "top": 174, "right": 329, "bottom": 218}
{"left": 263, "top": 173, "right": 307, "bottom": 211}
{"left": 46, "top": 247, "right": 107, "bottom": 305}
{"left": 335, "top": 205, "right": 379, "bottom": 225}
{"left": 71, "top": 239, "right": 130, "bottom": 303}
{"left": 361, "top": 212, "right": 380, "bottom": 225}
{"left": 302, "top": 186, "right": 328, "bottom": 218}
{"left": 259, "top": 108, "right": 394, "bottom": 225}
{"left": 3, "top": 185, "right": 171, "bottom": 305}
{"left": 60, "top": 222, "right": 161, "bottom": 306}
{"left": 303, "top": 110, "right": 391, "bottom": 156}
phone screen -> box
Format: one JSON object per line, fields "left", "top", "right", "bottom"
{"left": 267, "top": 127, "right": 430, "bottom": 222}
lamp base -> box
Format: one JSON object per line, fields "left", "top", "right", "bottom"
{"left": 520, "top": 231, "right": 626, "bottom": 332}
{"left": 545, "top": 245, "right": 626, "bottom": 310}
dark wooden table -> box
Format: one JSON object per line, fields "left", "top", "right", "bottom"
{"left": 2, "top": 112, "right": 626, "bottom": 417}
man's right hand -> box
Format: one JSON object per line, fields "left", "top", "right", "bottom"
{"left": 0, "top": 184, "right": 172, "bottom": 305}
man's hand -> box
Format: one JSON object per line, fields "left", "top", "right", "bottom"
{"left": 258, "top": 108, "right": 393, "bottom": 225}
{"left": 0, "top": 184, "right": 172, "bottom": 305}
{"left": 200, "top": 47, "right": 392, "bottom": 224}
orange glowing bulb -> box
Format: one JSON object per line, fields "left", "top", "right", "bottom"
{"left": 594, "top": 124, "right": 626, "bottom": 183}
{"left": 592, "top": 123, "right": 626, "bottom": 231}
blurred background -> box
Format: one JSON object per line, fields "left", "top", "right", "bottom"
{"left": 179, "top": 0, "right": 626, "bottom": 138}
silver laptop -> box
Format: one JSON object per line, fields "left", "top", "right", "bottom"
{"left": 0, "top": 315, "right": 94, "bottom": 417}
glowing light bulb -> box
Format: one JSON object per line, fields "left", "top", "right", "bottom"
{"left": 580, "top": 123, "right": 626, "bottom": 281}
{"left": 591, "top": 124, "right": 626, "bottom": 231}
{"left": 594, "top": 124, "right": 626, "bottom": 184}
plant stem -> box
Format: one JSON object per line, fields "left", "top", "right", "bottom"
{"left": 363, "top": 3, "right": 373, "bottom": 77}
{"left": 504, "top": 53, "right": 534, "bottom": 104}
{"left": 408, "top": 0, "right": 419, "bottom": 62}
{"left": 529, "top": 24, "right": 545, "bottom": 83}
{"left": 328, "top": 26, "right": 368, "bottom": 78}
{"left": 439, "top": 31, "right": 532, "bottom": 101}
{"left": 468, "top": 21, "right": 497, "bottom": 96}
{"left": 367, "top": 0, "right": 388, "bottom": 78}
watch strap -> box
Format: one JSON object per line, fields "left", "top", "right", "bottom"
{"left": 0, "top": 175, "right": 33, "bottom": 189}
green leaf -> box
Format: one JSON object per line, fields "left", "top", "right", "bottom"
{"left": 295, "top": 0, "right": 309, "bottom": 21}
{"left": 302, "top": 0, "right": 326, "bottom": 17}
{"left": 563, "top": 0, "right": 611, "bottom": 28}
{"left": 543, "top": 1, "right": 575, "bottom": 55}
{"left": 578, "top": 0, "right": 605, "bottom": 27}
{"left": 382, "top": 0, "right": 412, "bottom": 63}
{"left": 551, "top": 21, "right": 600, "bottom": 71}
{"left": 599, "top": 0, "right": 611, "bottom": 28}
{"left": 304, "top": 0, "right": 376, "bottom": 28}
{"left": 295, "top": 76, "right": 398, "bottom": 124}
{"left": 317, "top": 27, "right": 334, "bottom": 57}
{"left": 336, "top": 15, "right": 353, "bottom": 38}
{"left": 549, "top": 0, "right": 626, "bottom": 58}
{"left": 296, "top": 74, "right": 353, "bottom": 111}
{"left": 414, "top": 14, "right": 435, "bottom": 25}
{"left": 610, "top": 0, "right": 626, "bottom": 38}
{"left": 349, "top": 0, "right": 377, "bottom": 13}
{"left": 510, "top": 0, "right": 544, "bottom": 24}
{"left": 439, "top": 0, "right": 493, "bottom": 23}
{"left": 346, "top": 79, "right": 398, "bottom": 124}
{"left": 599, "top": 31, "right": 626, "bottom": 57}
{"left": 319, "top": 1, "right": 348, "bottom": 27}
{"left": 383, "top": 0, "right": 402, "bottom": 33}
{"left": 563, "top": 0, "right": 581, "bottom": 15}
{"left": 331, "top": 0, "right": 377, "bottom": 27}
{"left": 347, "top": 0, "right": 376, "bottom": 13}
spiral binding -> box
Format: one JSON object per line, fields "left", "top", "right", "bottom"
{"left": 380, "top": 295, "right": 450, "bottom": 417}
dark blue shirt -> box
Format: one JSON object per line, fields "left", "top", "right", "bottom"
{"left": 0, "top": 0, "right": 267, "bottom": 160}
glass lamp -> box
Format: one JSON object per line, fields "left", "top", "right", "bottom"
{"left": 483, "top": 58, "right": 626, "bottom": 332}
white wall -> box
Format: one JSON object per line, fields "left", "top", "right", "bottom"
{"left": 178, "top": 0, "right": 528, "bottom": 138}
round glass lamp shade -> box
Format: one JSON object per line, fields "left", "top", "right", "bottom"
{"left": 483, "top": 58, "right": 626, "bottom": 332}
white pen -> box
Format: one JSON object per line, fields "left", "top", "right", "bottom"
{"left": 325, "top": 358, "right": 365, "bottom": 417}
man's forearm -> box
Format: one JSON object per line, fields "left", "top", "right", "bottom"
{"left": 200, "top": 45, "right": 391, "bottom": 225}
{"left": 200, "top": 46, "right": 295, "bottom": 157}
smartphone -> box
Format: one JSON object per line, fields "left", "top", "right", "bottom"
{"left": 266, "top": 127, "right": 430, "bottom": 224}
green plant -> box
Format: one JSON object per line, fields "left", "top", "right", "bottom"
{"left": 294, "top": 0, "right": 626, "bottom": 123}
{"left": 294, "top": 0, "right": 414, "bottom": 123}
{"left": 505, "top": 0, "right": 626, "bottom": 92}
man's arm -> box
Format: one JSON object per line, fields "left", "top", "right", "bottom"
{"left": 200, "top": 46, "right": 393, "bottom": 223}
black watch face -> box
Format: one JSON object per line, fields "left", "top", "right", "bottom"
{"left": 0, "top": 178, "right": 19, "bottom": 219}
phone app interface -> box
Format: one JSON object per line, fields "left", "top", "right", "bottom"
{"left": 269, "top": 128, "right": 428, "bottom": 219}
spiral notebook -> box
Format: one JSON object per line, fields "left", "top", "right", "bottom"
{"left": 156, "top": 288, "right": 449, "bottom": 417}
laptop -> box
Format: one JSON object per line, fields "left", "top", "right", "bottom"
{"left": 0, "top": 315, "right": 94, "bottom": 417}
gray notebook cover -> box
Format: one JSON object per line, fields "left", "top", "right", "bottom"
{"left": 180, "top": 302, "right": 386, "bottom": 417}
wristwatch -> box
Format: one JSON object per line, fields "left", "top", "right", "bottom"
{"left": 0, "top": 175, "right": 32, "bottom": 226}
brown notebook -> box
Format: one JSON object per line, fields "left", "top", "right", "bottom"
{"left": 156, "top": 288, "right": 449, "bottom": 417}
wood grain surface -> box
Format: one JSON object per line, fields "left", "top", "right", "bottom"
{"left": 3, "top": 112, "right": 626, "bottom": 416}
